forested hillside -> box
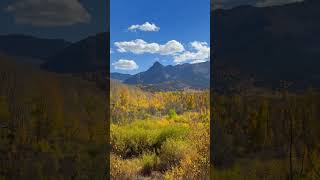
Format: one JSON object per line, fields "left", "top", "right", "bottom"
{"left": 0, "top": 54, "right": 107, "bottom": 179}
{"left": 211, "top": 90, "right": 320, "bottom": 179}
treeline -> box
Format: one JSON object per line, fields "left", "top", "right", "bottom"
{"left": 0, "top": 55, "right": 107, "bottom": 179}
{"left": 110, "top": 80, "right": 209, "bottom": 123}
{"left": 212, "top": 89, "right": 320, "bottom": 179}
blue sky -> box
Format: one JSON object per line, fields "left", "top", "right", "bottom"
{"left": 111, "top": 0, "right": 210, "bottom": 74}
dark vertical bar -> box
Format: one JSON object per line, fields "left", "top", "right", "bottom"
{"left": 106, "top": 0, "right": 111, "bottom": 179}
{"left": 210, "top": 0, "right": 320, "bottom": 179}
{"left": 210, "top": 0, "right": 214, "bottom": 179}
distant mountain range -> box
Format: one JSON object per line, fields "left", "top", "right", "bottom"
{"left": 110, "top": 72, "right": 132, "bottom": 82}
{"left": 111, "top": 61, "right": 210, "bottom": 90}
{"left": 0, "top": 33, "right": 108, "bottom": 73}
{"left": 212, "top": 0, "right": 320, "bottom": 91}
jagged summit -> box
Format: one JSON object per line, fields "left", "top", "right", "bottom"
{"left": 150, "top": 61, "right": 164, "bottom": 69}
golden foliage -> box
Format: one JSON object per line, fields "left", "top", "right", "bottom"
{"left": 110, "top": 82, "right": 210, "bottom": 179}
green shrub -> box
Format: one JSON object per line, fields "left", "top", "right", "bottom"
{"left": 111, "top": 123, "right": 159, "bottom": 157}
{"left": 111, "top": 121, "right": 189, "bottom": 158}
{"left": 140, "top": 153, "right": 158, "bottom": 176}
{"left": 168, "top": 109, "right": 177, "bottom": 119}
{"left": 156, "top": 125, "right": 189, "bottom": 144}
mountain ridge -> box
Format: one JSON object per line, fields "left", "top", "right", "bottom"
{"left": 42, "top": 32, "right": 108, "bottom": 73}
{"left": 0, "top": 34, "right": 71, "bottom": 61}
{"left": 123, "top": 61, "right": 210, "bottom": 90}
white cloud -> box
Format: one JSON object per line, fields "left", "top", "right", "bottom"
{"left": 110, "top": 48, "right": 113, "bottom": 54}
{"left": 114, "top": 39, "right": 185, "bottom": 55}
{"left": 128, "top": 22, "right": 160, "bottom": 32}
{"left": 174, "top": 41, "right": 210, "bottom": 64}
{"left": 112, "top": 59, "right": 139, "bottom": 70}
{"left": 6, "top": 0, "right": 91, "bottom": 27}
{"left": 190, "top": 59, "right": 208, "bottom": 64}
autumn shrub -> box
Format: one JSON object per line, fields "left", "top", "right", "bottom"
{"left": 159, "top": 139, "right": 189, "bottom": 170}
{"left": 37, "top": 140, "right": 51, "bottom": 153}
{"left": 164, "top": 122, "right": 210, "bottom": 179}
{"left": 111, "top": 153, "right": 160, "bottom": 178}
{"left": 110, "top": 154, "right": 141, "bottom": 180}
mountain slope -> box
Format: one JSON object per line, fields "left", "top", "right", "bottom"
{"left": 0, "top": 34, "right": 70, "bottom": 60}
{"left": 124, "top": 61, "right": 210, "bottom": 90}
{"left": 42, "top": 32, "right": 108, "bottom": 73}
{"left": 212, "top": 0, "right": 320, "bottom": 91}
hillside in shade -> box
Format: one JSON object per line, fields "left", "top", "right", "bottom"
{"left": 212, "top": 0, "right": 320, "bottom": 92}
{"left": 0, "top": 34, "right": 71, "bottom": 59}
{"left": 42, "top": 32, "right": 108, "bottom": 73}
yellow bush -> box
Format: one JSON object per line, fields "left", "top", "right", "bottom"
{"left": 159, "top": 139, "right": 189, "bottom": 170}
{"left": 110, "top": 154, "right": 141, "bottom": 179}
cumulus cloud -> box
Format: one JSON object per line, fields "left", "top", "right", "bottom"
{"left": 112, "top": 59, "right": 139, "bottom": 70}
{"left": 114, "top": 39, "right": 185, "bottom": 55}
{"left": 173, "top": 41, "right": 210, "bottom": 64}
{"left": 6, "top": 0, "right": 91, "bottom": 27}
{"left": 190, "top": 59, "right": 208, "bottom": 64}
{"left": 213, "top": 0, "right": 304, "bottom": 9}
{"left": 128, "top": 22, "right": 160, "bottom": 32}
